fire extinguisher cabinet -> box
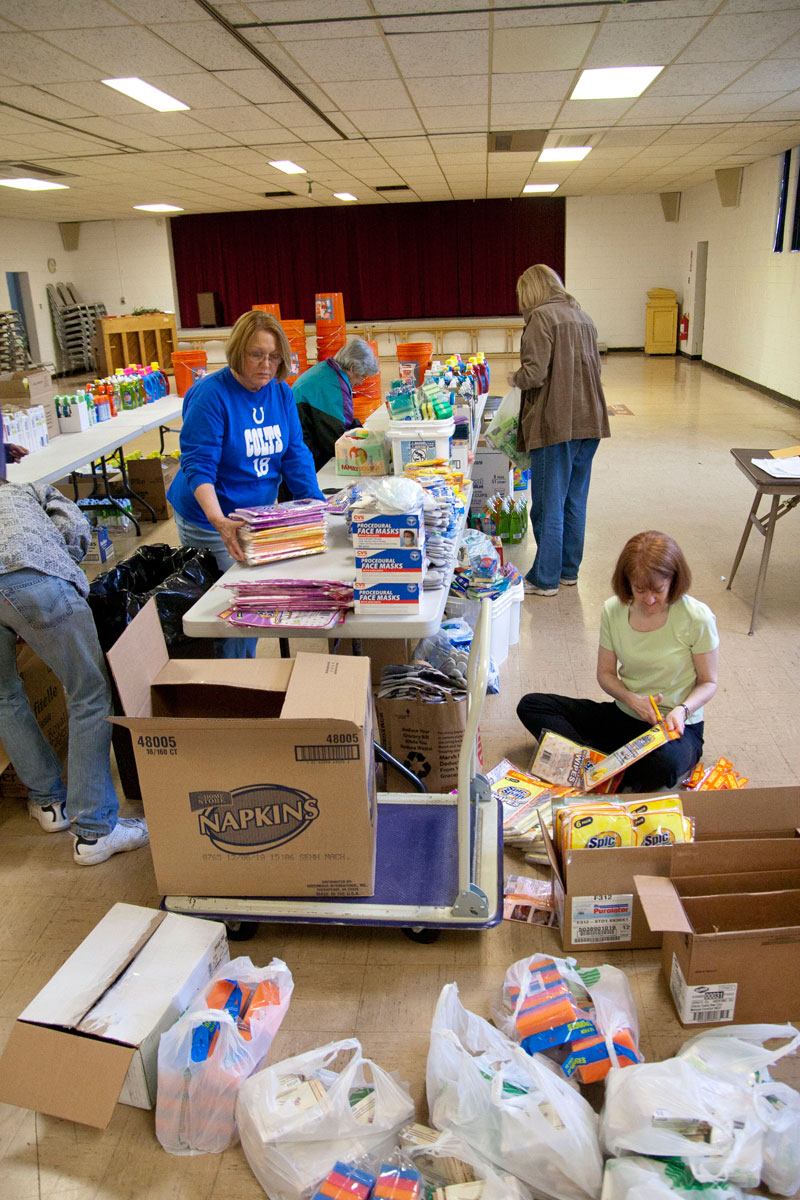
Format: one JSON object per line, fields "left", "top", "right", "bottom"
{"left": 644, "top": 287, "right": 678, "bottom": 355}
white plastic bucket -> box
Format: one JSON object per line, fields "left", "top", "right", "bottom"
{"left": 508, "top": 579, "right": 524, "bottom": 646}
{"left": 387, "top": 417, "right": 455, "bottom": 474}
{"left": 444, "top": 585, "right": 515, "bottom": 667}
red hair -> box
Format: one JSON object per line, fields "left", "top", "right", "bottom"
{"left": 611, "top": 531, "right": 691, "bottom": 604}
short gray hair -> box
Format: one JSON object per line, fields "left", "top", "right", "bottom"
{"left": 335, "top": 337, "right": 379, "bottom": 378}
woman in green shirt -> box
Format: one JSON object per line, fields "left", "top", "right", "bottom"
{"left": 517, "top": 531, "right": 719, "bottom": 791}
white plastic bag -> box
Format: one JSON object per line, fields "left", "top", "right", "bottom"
{"left": 600, "top": 1058, "right": 764, "bottom": 1188}
{"left": 601, "top": 1156, "right": 745, "bottom": 1199}
{"left": 484, "top": 387, "right": 530, "bottom": 470}
{"left": 757, "top": 1080, "right": 800, "bottom": 1196}
{"left": 493, "top": 954, "right": 642, "bottom": 1083}
{"left": 236, "top": 1038, "right": 414, "bottom": 1200}
{"left": 426, "top": 983, "right": 603, "bottom": 1200}
{"left": 407, "top": 1129, "right": 534, "bottom": 1200}
{"left": 155, "top": 956, "right": 294, "bottom": 1156}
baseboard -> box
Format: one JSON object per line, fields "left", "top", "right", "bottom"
{"left": 702, "top": 360, "right": 799, "bottom": 410}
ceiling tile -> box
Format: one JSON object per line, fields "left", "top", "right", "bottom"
{"left": 677, "top": 11, "right": 800, "bottom": 64}
{"left": 0, "top": 85, "right": 91, "bottom": 120}
{"left": 281, "top": 37, "right": 398, "bottom": 83}
{"left": 490, "top": 102, "right": 560, "bottom": 126}
{"left": 111, "top": 1, "right": 202, "bottom": 20}
{"left": 494, "top": 6, "right": 604, "bottom": 28}
{"left": 245, "top": 0, "right": 373, "bottom": 19}
{"left": 407, "top": 76, "right": 488, "bottom": 107}
{"left": 274, "top": 22, "right": 380, "bottom": 42}
{"left": 724, "top": 59, "right": 800, "bottom": 92}
{"left": 347, "top": 109, "right": 425, "bottom": 136}
{"left": 492, "top": 25, "right": 594, "bottom": 74}
{"left": 687, "top": 93, "right": 786, "bottom": 117}
{"left": 647, "top": 61, "right": 755, "bottom": 95}
{"left": 191, "top": 106, "right": 282, "bottom": 132}
{"left": 757, "top": 91, "right": 800, "bottom": 117}
{"left": 555, "top": 99, "right": 634, "bottom": 125}
{"left": 603, "top": 0, "right": 720, "bottom": 19}
{"left": 145, "top": 22, "right": 258, "bottom": 71}
{"left": 599, "top": 127, "right": 671, "bottom": 146}
{"left": 165, "top": 132, "right": 239, "bottom": 149}
{"left": 624, "top": 95, "right": 712, "bottom": 120}
{"left": 321, "top": 79, "right": 411, "bottom": 109}
{"left": 212, "top": 68, "right": 302, "bottom": 105}
{"left": 118, "top": 112, "right": 211, "bottom": 135}
{"left": 388, "top": 31, "right": 489, "bottom": 79}
{"left": 383, "top": 14, "right": 489, "bottom": 34}
{"left": 491, "top": 71, "right": 576, "bottom": 105}
{"left": 587, "top": 17, "right": 707, "bottom": 69}
{"left": 0, "top": 33, "right": 96, "bottom": 84}
{"left": 41, "top": 26, "right": 201, "bottom": 75}
{"left": 1, "top": 1, "right": 130, "bottom": 29}
{"left": 146, "top": 73, "right": 250, "bottom": 109}
{"left": 418, "top": 106, "right": 486, "bottom": 133}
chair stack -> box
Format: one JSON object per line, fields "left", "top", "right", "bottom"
{"left": 47, "top": 282, "right": 106, "bottom": 373}
{"left": 0, "top": 310, "right": 30, "bottom": 371}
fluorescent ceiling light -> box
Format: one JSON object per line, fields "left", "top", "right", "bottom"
{"left": 523, "top": 183, "right": 559, "bottom": 194}
{"left": 334, "top": 192, "right": 357, "bottom": 201}
{"left": 102, "top": 77, "right": 189, "bottom": 112}
{"left": 0, "top": 177, "right": 69, "bottom": 191}
{"left": 133, "top": 203, "right": 184, "bottom": 212}
{"left": 539, "top": 147, "right": 592, "bottom": 162}
{"left": 571, "top": 66, "right": 663, "bottom": 100}
{"left": 269, "top": 160, "right": 306, "bottom": 175}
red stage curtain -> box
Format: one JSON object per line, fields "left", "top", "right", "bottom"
{"left": 170, "top": 197, "right": 565, "bottom": 328}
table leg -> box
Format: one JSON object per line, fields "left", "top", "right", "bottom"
{"left": 748, "top": 494, "right": 780, "bottom": 635}
{"left": 726, "top": 490, "right": 761, "bottom": 587}
{"left": 98, "top": 454, "right": 142, "bottom": 536}
{"left": 116, "top": 445, "right": 157, "bottom": 524}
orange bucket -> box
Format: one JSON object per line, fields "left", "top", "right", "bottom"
{"left": 352, "top": 339, "right": 382, "bottom": 422}
{"left": 315, "top": 292, "right": 345, "bottom": 325}
{"left": 252, "top": 302, "right": 282, "bottom": 318}
{"left": 397, "top": 341, "right": 433, "bottom": 384}
{"left": 172, "top": 349, "right": 208, "bottom": 397}
{"left": 281, "top": 318, "right": 309, "bottom": 385}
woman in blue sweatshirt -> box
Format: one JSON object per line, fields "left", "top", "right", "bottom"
{"left": 168, "top": 309, "right": 325, "bottom": 657}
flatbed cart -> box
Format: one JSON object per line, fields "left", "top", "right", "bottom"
{"left": 162, "top": 598, "right": 502, "bottom": 943}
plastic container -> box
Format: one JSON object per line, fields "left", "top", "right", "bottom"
{"left": 172, "top": 350, "right": 207, "bottom": 397}
{"left": 397, "top": 341, "right": 433, "bottom": 384}
{"left": 281, "top": 318, "right": 309, "bottom": 385}
{"left": 508, "top": 579, "right": 524, "bottom": 648}
{"left": 251, "top": 302, "right": 281, "bottom": 318}
{"left": 387, "top": 416, "right": 455, "bottom": 474}
{"left": 352, "top": 338, "right": 382, "bottom": 423}
{"left": 316, "top": 292, "right": 346, "bottom": 360}
{"left": 444, "top": 583, "right": 520, "bottom": 667}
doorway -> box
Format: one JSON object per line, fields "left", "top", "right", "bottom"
{"left": 690, "top": 241, "right": 708, "bottom": 359}
{"left": 5, "top": 270, "right": 40, "bottom": 362}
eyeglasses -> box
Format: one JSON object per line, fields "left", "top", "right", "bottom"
{"left": 246, "top": 351, "right": 282, "bottom": 364}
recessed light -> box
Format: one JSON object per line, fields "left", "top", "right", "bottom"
{"left": 0, "top": 178, "right": 69, "bottom": 191}
{"left": 334, "top": 192, "right": 357, "bottom": 201}
{"left": 571, "top": 66, "right": 663, "bottom": 100}
{"left": 523, "top": 183, "right": 559, "bottom": 194}
{"left": 269, "top": 160, "right": 306, "bottom": 175}
{"left": 102, "top": 77, "right": 189, "bottom": 112}
{"left": 539, "top": 147, "right": 592, "bottom": 162}
{"left": 133, "top": 204, "right": 184, "bottom": 212}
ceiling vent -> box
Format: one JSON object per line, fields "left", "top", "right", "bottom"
{"left": 552, "top": 133, "right": 597, "bottom": 148}
{"left": 375, "top": 184, "right": 410, "bottom": 192}
{"left": 263, "top": 190, "right": 295, "bottom": 198}
{"left": 488, "top": 130, "right": 548, "bottom": 154}
{"left": 1, "top": 160, "right": 74, "bottom": 179}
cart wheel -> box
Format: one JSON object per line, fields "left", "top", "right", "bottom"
{"left": 225, "top": 921, "right": 257, "bottom": 942}
{"left": 403, "top": 927, "right": 440, "bottom": 944}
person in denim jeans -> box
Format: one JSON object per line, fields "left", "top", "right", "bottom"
{"left": 0, "top": 473, "right": 149, "bottom": 865}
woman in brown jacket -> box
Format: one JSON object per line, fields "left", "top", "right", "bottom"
{"left": 508, "top": 264, "right": 610, "bottom": 595}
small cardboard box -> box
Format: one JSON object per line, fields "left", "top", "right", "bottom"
{"left": 0, "top": 369, "right": 59, "bottom": 440}
{"left": 0, "top": 903, "right": 228, "bottom": 1127}
{"left": 126, "top": 455, "right": 180, "bottom": 521}
{"left": 470, "top": 446, "right": 513, "bottom": 509}
{"left": 543, "top": 786, "right": 800, "bottom": 953}
{"left": 0, "top": 645, "right": 68, "bottom": 799}
{"left": 635, "top": 837, "right": 800, "bottom": 1024}
{"left": 107, "top": 599, "right": 376, "bottom": 898}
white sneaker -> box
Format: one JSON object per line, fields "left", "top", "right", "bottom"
{"left": 73, "top": 818, "right": 149, "bottom": 866}
{"left": 523, "top": 581, "right": 558, "bottom": 596}
{"left": 559, "top": 577, "right": 578, "bottom": 586}
{"left": 28, "top": 799, "right": 69, "bottom": 832}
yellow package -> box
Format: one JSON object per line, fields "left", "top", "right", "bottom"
{"left": 562, "top": 808, "right": 634, "bottom": 851}
{"left": 623, "top": 795, "right": 684, "bottom": 818}
{"left": 555, "top": 801, "right": 625, "bottom": 848}
{"left": 632, "top": 809, "right": 693, "bottom": 847}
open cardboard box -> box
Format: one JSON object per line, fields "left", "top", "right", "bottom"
{"left": 0, "top": 904, "right": 228, "bottom": 1128}
{"left": 542, "top": 786, "right": 800, "bottom": 952}
{"left": 107, "top": 599, "right": 377, "bottom": 898}
{"left": 634, "top": 837, "right": 800, "bottom": 1025}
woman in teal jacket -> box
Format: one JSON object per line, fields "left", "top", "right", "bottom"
{"left": 292, "top": 338, "right": 379, "bottom": 471}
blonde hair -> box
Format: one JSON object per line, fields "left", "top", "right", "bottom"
{"left": 226, "top": 310, "right": 291, "bottom": 381}
{"left": 516, "top": 264, "right": 578, "bottom": 313}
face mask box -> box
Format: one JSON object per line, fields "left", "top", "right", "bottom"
{"left": 107, "top": 599, "right": 376, "bottom": 899}
{"left": 0, "top": 903, "right": 228, "bottom": 1128}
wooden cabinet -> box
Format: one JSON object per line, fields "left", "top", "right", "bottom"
{"left": 93, "top": 313, "right": 177, "bottom": 376}
{"left": 644, "top": 288, "right": 678, "bottom": 355}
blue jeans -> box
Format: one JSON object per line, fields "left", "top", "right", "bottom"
{"left": 173, "top": 512, "right": 256, "bottom": 659}
{"left": 527, "top": 439, "right": 599, "bottom": 590}
{"left": 0, "top": 570, "right": 119, "bottom": 837}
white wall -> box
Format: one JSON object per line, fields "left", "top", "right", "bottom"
{"left": 0, "top": 215, "right": 177, "bottom": 373}
{"left": 565, "top": 194, "right": 682, "bottom": 347}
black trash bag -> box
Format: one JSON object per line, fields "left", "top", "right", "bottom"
{"left": 132, "top": 550, "right": 222, "bottom": 654}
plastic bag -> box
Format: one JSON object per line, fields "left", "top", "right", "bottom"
{"left": 601, "top": 1156, "right": 746, "bottom": 1199}
{"left": 757, "top": 1080, "right": 800, "bottom": 1196}
{"left": 155, "top": 956, "right": 293, "bottom": 1156}
{"left": 600, "top": 1058, "right": 765, "bottom": 1188}
{"left": 406, "top": 1129, "right": 533, "bottom": 1200}
{"left": 493, "top": 955, "right": 642, "bottom": 1084}
{"left": 236, "top": 1038, "right": 415, "bottom": 1200}
{"left": 484, "top": 387, "right": 530, "bottom": 471}
{"left": 426, "top": 983, "right": 603, "bottom": 1200}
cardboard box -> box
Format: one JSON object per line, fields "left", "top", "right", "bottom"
{"left": 470, "top": 446, "right": 513, "bottom": 509}
{"left": 0, "top": 369, "right": 59, "bottom": 440}
{"left": 84, "top": 526, "right": 114, "bottom": 564}
{"left": 543, "top": 786, "right": 800, "bottom": 953}
{"left": 375, "top": 694, "right": 467, "bottom": 793}
{"left": 0, "top": 903, "right": 228, "bottom": 1127}
{"left": 634, "top": 838, "right": 800, "bottom": 1025}
{"left": 0, "top": 645, "right": 68, "bottom": 799}
{"left": 107, "top": 599, "right": 376, "bottom": 898}
{"left": 126, "top": 455, "right": 180, "bottom": 521}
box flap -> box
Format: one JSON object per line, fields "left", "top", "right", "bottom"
{"left": 20, "top": 904, "right": 164, "bottom": 1028}
{"left": 106, "top": 599, "right": 169, "bottom": 718}
{"left": 539, "top": 810, "right": 565, "bottom": 887}
{"left": 281, "top": 652, "right": 370, "bottom": 724}
{"left": 671, "top": 838, "right": 800, "bottom": 876}
{"left": 633, "top": 874, "right": 693, "bottom": 933}
{"left": 0, "top": 1022, "right": 134, "bottom": 1128}
{"left": 154, "top": 657, "right": 293, "bottom": 693}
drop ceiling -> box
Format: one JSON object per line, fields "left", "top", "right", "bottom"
{"left": 0, "top": 0, "right": 798, "bottom": 221}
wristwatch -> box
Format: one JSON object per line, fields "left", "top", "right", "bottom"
{"left": 680, "top": 703, "right": 691, "bottom": 721}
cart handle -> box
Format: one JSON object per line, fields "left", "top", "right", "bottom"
{"left": 457, "top": 597, "right": 491, "bottom": 895}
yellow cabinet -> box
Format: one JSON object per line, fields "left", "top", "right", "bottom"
{"left": 644, "top": 287, "right": 678, "bottom": 355}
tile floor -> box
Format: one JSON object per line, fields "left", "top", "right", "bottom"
{"left": 1, "top": 353, "right": 799, "bottom": 1198}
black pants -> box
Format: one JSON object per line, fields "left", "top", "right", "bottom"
{"left": 516, "top": 692, "right": 703, "bottom": 791}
